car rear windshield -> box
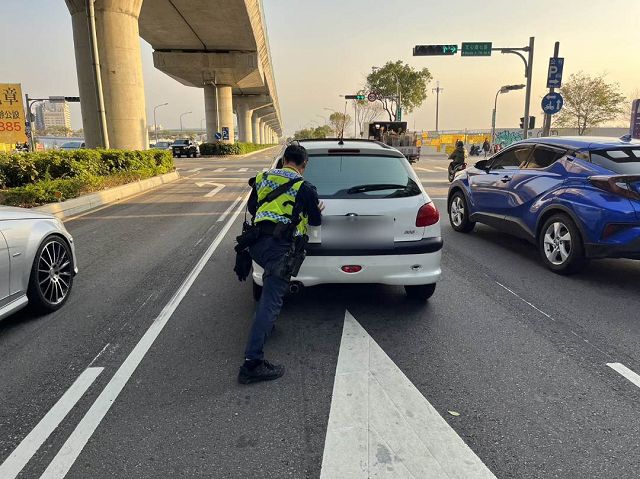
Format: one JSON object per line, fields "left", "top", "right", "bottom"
{"left": 589, "top": 148, "right": 640, "bottom": 174}
{"left": 304, "top": 155, "right": 420, "bottom": 199}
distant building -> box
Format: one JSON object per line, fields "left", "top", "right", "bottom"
{"left": 35, "top": 101, "right": 71, "bottom": 131}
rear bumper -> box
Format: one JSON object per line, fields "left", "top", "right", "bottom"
{"left": 305, "top": 237, "right": 443, "bottom": 256}
{"left": 253, "top": 250, "right": 442, "bottom": 287}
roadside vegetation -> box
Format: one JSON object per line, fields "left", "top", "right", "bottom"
{"left": 199, "top": 142, "right": 275, "bottom": 156}
{"left": 0, "top": 149, "right": 173, "bottom": 207}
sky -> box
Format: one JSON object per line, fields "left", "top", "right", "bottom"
{"left": 1, "top": 0, "right": 639, "bottom": 136}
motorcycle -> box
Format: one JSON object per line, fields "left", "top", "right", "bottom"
{"left": 448, "top": 162, "right": 467, "bottom": 182}
{"left": 469, "top": 145, "right": 482, "bottom": 156}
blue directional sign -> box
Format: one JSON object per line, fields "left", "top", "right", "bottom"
{"left": 215, "top": 132, "right": 222, "bottom": 140}
{"left": 222, "top": 127, "right": 230, "bottom": 141}
{"left": 547, "top": 57, "right": 564, "bottom": 88}
{"left": 542, "top": 92, "right": 564, "bottom": 115}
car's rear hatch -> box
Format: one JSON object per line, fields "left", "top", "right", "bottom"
{"left": 303, "top": 153, "right": 439, "bottom": 250}
{"left": 589, "top": 147, "right": 640, "bottom": 220}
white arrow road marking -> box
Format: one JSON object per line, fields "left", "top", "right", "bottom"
{"left": 187, "top": 167, "right": 203, "bottom": 173}
{"left": 238, "top": 168, "right": 248, "bottom": 172}
{"left": 0, "top": 368, "right": 103, "bottom": 479}
{"left": 607, "top": 363, "right": 640, "bottom": 389}
{"left": 195, "top": 182, "right": 225, "bottom": 198}
{"left": 321, "top": 311, "right": 496, "bottom": 479}
{"left": 214, "top": 167, "right": 226, "bottom": 172}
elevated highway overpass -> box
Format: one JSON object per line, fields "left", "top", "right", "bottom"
{"left": 65, "top": 0, "right": 283, "bottom": 149}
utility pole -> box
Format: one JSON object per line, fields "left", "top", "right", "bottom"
{"left": 522, "top": 36, "right": 535, "bottom": 139}
{"left": 432, "top": 81, "right": 443, "bottom": 132}
{"left": 542, "top": 41, "right": 560, "bottom": 137}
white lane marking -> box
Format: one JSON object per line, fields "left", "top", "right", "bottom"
{"left": 88, "top": 343, "right": 110, "bottom": 367}
{"left": 434, "top": 166, "right": 448, "bottom": 171}
{"left": 415, "top": 167, "right": 435, "bottom": 172}
{"left": 495, "top": 281, "right": 555, "bottom": 321}
{"left": 195, "top": 182, "right": 225, "bottom": 198}
{"left": 238, "top": 168, "right": 248, "bottom": 172}
{"left": 187, "top": 168, "right": 203, "bottom": 173}
{"left": 321, "top": 311, "right": 496, "bottom": 479}
{"left": 39, "top": 193, "right": 250, "bottom": 479}
{"left": 431, "top": 197, "right": 448, "bottom": 200}
{"left": 217, "top": 194, "right": 245, "bottom": 223}
{"left": 607, "top": 363, "right": 640, "bottom": 389}
{"left": 262, "top": 168, "right": 268, "bottom": 171}
{"left": 194, "top": 177, "right": 249, "bottom": 182}
{"left": 0, "top": 368, "right": 103, "bottom": 479}
{"left": 214, "top": 167, "right": 226, "bottom": 172}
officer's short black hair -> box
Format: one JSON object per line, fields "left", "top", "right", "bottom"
{"left": 283, "top": 144, "right": 308, "bottom": 166}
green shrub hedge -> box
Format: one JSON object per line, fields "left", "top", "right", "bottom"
{"left": 199, "top": 142, "right": 274, "bottom": 156}
{"left": 0, "top": 149, "right": 173, "bottom": 207}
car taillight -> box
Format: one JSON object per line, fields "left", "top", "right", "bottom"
{"left": 416, "top": 202, "right": 439, "bottom": 227}
{"left": 341, "top": 265, "right": 362, "bottom": 273}
{"left": 589, "top": 175, "right": 640, "bottom": 201}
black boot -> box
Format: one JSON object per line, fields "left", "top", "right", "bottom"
{"left": 238, "top": 359, "right": 285, "bottom": 384}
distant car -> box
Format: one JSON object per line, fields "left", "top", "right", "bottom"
{"left": 60, "top": 141, "right": 85, "bottom": 150}
{"left": 153, "top": 141, "right": 172, "bottom": 150}
{"left": 447, "top": 136, "right": 640, "bottom": 274}
{"left": 0, "top": 207, "right": 78, "bottom": 319}
{"left": 252, "top": 139, "right": 442, "bottom": 301}
{"left": 172, "top": 139, "right": 199, "bottom": 158}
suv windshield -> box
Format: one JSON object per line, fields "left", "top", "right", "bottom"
{"left": 173, "top": 140, "right": 189, "bottom": 145}
{"left": 304, "top": 155, "right": 420, "bottom": 199}
{"left": 589, "top": 148, "right": 640, "bottom": 174}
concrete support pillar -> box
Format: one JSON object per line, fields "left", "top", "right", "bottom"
{"left": 204, "top": 84, "right": 234, "bottom": 143}
{"left": 67, "top": 0, "right": 147, "bottom": 149}
{"left": 236, "top": 103, "right": 253, "bottom": 143}
{"left": 260, "top": 120, "right": 267, "bottom": 145}
{"left": 204, "top": 84, "right": 218, "bottom": 142}
{"left": 251, "top": 111, "right": 261, "bottom": 144}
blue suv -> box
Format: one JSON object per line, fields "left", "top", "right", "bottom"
{"left": 447, "top": 136, "right": 640, "bottom": 274}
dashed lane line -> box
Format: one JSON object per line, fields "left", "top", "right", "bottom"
{"left": 238, "top": 168, "right": 248, "bottom": 172}
{"left": 415, "top": 167, "right": 435, "bottom": 172}
{"left": 607, "top": 363, "right": 640, "bottom": 389}
{"left": 434, "top": 166, "right": 449, "bottom": 172}
{"left": 38, "top": 193, "right": 251, "bottom": 479}
{"left": 0, "top": 368, "right": 104, "bottom": 479}
{"left": 214, "top": 167, "right": 226, "bottom": 172}
{"left": 217, "top": 194, "right": 245, "bottom": 223}
{"left": 187, "top": 168, "right": 203, "bottom": 173}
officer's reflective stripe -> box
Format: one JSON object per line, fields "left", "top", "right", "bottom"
{"left": 255, "top": 168, "right": 309, "bottom": 236}
{"left": 255, "top": 211, "right": 291, "bottom": 224}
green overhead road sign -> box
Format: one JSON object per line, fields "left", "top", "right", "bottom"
{"left": 461, "top": 42, "right": 493, "bottom": 56}
{"left": 413, "top": 45, "right": 458, "bottom": 56}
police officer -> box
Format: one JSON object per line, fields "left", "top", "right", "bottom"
{"left": 238, "top": 144, "right": 323, "bottom": 384}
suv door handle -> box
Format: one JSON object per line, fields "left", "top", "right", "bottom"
{"left": 500, "top": 175, "right": 512, "bottom": 183}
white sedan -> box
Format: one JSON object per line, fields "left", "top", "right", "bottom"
{"left": 0, "top": 207, "right": 77, "bottom": 319}
{"left": 253, "top": 139, "right": 442, "bottom": 300}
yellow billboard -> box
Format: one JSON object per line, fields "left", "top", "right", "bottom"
{"left": 0, "top": 83, "right": 27, "bottom": 145}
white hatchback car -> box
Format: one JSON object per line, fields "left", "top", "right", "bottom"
{"left": 252, "top": 139, "right": 442, "bottom": 300}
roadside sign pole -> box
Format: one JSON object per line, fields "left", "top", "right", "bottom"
{"left": 542, "top": 42, "right": 560, "bottom": 137}
{"left": 522, "top": 36, "right": 535, "bottom": 139}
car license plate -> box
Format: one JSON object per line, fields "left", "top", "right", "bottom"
{"left": 321, "top": 215, "right": 393, "bottom": 249}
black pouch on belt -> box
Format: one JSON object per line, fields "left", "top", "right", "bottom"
{"left": 234, "top": 249, "right": 253, "bottom": 282}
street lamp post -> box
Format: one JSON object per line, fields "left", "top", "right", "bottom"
{"left": 153, "top": 102, "right": 168, "bottom": 144}
{"left": 179, "top": 111, "right": 192, "bottom": 132}
{"left": 492, "top": 84, "right": 526, "bottom": 146}
{"left": 432, "top": 82, "right": 444, "bottom": 132}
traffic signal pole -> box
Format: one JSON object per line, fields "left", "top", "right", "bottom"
{"left": 522, "top": 37, "right": 535, "bottom": 139}
{"left": 541, "top": 42, "right": 560, "bottom": 137}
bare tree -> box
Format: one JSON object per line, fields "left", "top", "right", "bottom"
{"left": 554, "top": 72, "right": 626, "bottom": 135}
{"left": 355, "top": 98, "right": 384, "bottom": 137}
{"left": 329, "top": 112, "right": 352, "bottom": 137}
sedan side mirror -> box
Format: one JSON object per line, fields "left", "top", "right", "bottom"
{"left": 474, "top": 159, "right": 489, "bottom": 171}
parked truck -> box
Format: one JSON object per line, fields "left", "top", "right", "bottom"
{"left": 367, "top": 121, "right": 421, "bottom": 163}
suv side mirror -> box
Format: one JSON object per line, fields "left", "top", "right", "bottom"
{"left": 474, "top": 159, "right": 489, "bottom": 171}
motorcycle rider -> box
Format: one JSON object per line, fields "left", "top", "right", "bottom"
{"left": 448, "top": 140, "right": 468, "bottom": 178}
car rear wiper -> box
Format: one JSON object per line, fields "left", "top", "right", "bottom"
{"left": 347, "top": 183, "right": 407, "bottom": 194}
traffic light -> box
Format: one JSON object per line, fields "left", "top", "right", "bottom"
{"left": 413, "top": 45, "right": 458, "bottom": 56}
{"left": 345, "top": 94, "right": 366, "bottom": 100}
{"left": 519, "top": 116, "right": 536, "bottom": 129}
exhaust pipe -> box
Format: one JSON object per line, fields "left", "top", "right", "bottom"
{"left": 288, "top": 281, "right": 303, "bottom": 295}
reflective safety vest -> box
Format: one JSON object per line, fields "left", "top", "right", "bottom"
{"left": 255, "top": 167, "right": 309, "bottom": 236}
